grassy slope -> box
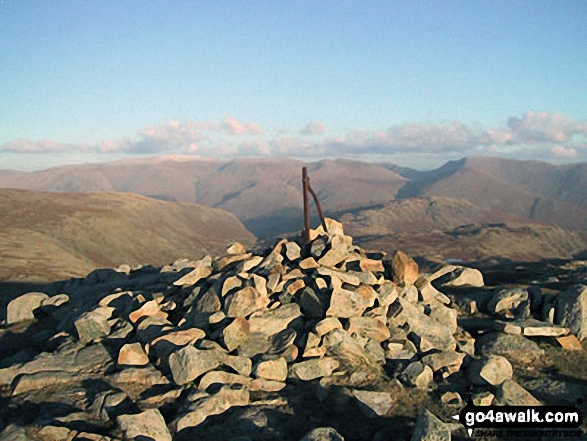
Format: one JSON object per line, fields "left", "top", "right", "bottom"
{"left": 0, "top": 189, "right": 255, "bottom": 282}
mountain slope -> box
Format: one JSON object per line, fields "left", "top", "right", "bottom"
{"left": 396, "top": 157, "right": 587, "bottom": 230}
{"left": 341, "top": 198, "right": 587, "bottom": 265}
{"left": 0, "top": 157, "right": 406, "bottom": 238}
{"left": 0, "top": 189, "right": 255, "bottom": 282}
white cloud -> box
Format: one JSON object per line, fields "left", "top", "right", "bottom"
{"left": 551, "top": 145, "right": 579, "bottom": 158}
{"left": 222, "top": 118, "right": 263, "bottom": 135}
{"left": 300, "top": 121, "right": 326, "bottom": 135}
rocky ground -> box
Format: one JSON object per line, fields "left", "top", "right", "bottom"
{"left": 0, "top": 219, "right": 586, "bottom": 441}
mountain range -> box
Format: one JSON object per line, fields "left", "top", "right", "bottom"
{"left": 2, "top": 155, "right": 587, "bottom": 280}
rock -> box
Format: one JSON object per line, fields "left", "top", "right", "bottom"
{"left": 109, "top": 366, "right": 169, "bottom": 388}
{"left": 440, "top": 391, "right": 462, "bottom": 406}
{"left": 555, "top": 284, "right": 587, "bottom": 340}
{"left": 290, "top": 357, "right": 340, "bottom": 381}
{"left": 11, "top": 370, "right": 77, "bottom": 395}
{"left": 118, "top": 343, "right": 149, "bottom": 366}
{"left": 487, "top": 288, "right": 529, "bottom": 319}
{"left": 472, "top": 391, "right": 495, "bottom": 406}
{"left": 556, "top": 334, "right": 583, "bottom": 351}
{"left": 318, "top": 248, "right": 349, "bottom": 268}
{"left": 401, "top": 362, "right": 433, "bottom": 389}
{"left": 37, "top": 426, "right": 76, "bottom": 441}
{"left": 433, "top": 265, "right": 484, "bottom": 288}
{"left": 227, "top": 242, "right": 247, "bottom": 255}
{"left": 198, "top": 371, "right": 251, "bottom": 391}
{"left": 116, "top": 408, "right": 172, "bottom": 441}
{"left": 285, "top": 242, "right": 302, "bottom": 261}
{"left": 128, "top": 299, "right": 165, "bottom": 323}
{"left": 352, "top": 390, "right": 394, "bottom": 418}
{"left": 346, "top": 317, "right": 390, "bottom": 342}
{"left": 173, "top": 265, "right": 212, "bottom": 286}
{"left": 175, "top": 384, "right": 250, "bottom": 432}
{"left": 6, "top": 292, "right": 49, "bottom": 324}
{"left": 315, "top": 317, "right": 343, "bottom": 337}
{"left": 391, "top": 251, "right": 419, "bottom": 285}
{"left": 248, "top": 304, "right": 302, "bottom": 336}
{"left": 225, "top": 286, "right": 269, "bottom": 318}
{"left": 475, "top": 332, "right": 544, "bottom": 364}
{"left": 518, "top": 319, "right": 570, "bottom": 337}
{"left": 75, "top": 307, "right": 114, "bottom": 343}
{"left": 467, "top": 355, "right": 513, "bottom": 386}
{"left": 0, "top": 424, "right": 32, "bottom": 441}
{"left": 496, "top": 380, "right": 541, "bottom": 405}
{"left": 169, "top": 346, "right": 220, "bottom": 385}
{"left": 223, "top": 317, "right": 251, "bottom": 352}
{"left": 254, "top": 357, "right": 287, "bottom": 381}
{"left": 410, "top": 409, "right": 451, "bottom": 441}
{"left": 299, "top": 427, "right": 345, "bottom": 441}
{"left": 326, "top": 285, "right": 377, "bottom": 318}
{"left": 299, "top": 287, "right": 325, "bottom": 319}
{"left": 421, "top": 351, "right": 465, "bottom": 378}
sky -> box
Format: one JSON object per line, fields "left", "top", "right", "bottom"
{"left": 1, "top": 0, "right": 586, "bottom": 170}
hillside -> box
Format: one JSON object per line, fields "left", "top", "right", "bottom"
{"left": 0, "top": 189, "right": 255, "bottom": 282}
{"left": 0, "top": 157, "right": 406, "bottom": 238}
{"left": 395, "top": 157, "right": 587, "bottom": 230}
{"left": 342, "top": 197, "right": 587, "bottom": 265}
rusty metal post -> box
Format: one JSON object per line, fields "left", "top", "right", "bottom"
{"left": 308, "top": 184, "right": 328, "bottom": 231}
{"left": 302, "top": 167, "right": 310, "bottom": 243}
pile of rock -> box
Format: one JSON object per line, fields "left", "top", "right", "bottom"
{"left": 1, "top": 218, "right": 585, "bottom": 441}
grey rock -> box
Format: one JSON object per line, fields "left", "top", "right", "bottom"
{"left": 299, "top": 287, "right": 325, "bottom": 319}
{"left": 432, "top": 265, "right": 484, "bottom": 288}
{"left": 496, "top": 380, "right": 541, "bottom": 405}
{"left": 117, "top": 408, "right": 172, "bottom": 441}
{"left": 468, "top": 355, "right": 513, "bottom": 386}
{"left": 290, "top": 357, "right": 339, "bottom": 381}
{"left": 169, "top": 346, "right": 220, "bottom": 385}
{"left": 476, "top": 332, "right": 544, "bottom": 364}
{"left": 410, "top": 409, "right": 451, "bottom": 441}
{"left": 555, "top": 284, "right": 587, "bottom": 340}
{"left": 74, "top": 306, "right": 114, "bottom": 343}
{"left": 401, "top": 362, "right": 433, "bottom": 389}
{"left": 6, "top": 292, "right": 49, "bottom": 324}
{"left": 299, "top": 427, "right": 345, "bottom": 441}
{"left": 487, "top": 288, "right": 529, "bottom": 319}
{"left": 352, "top": 390, "right": 394, "bottom": 418}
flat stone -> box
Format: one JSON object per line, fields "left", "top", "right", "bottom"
{"left": 175, "top": 384, "right": 250, "bottom": 432}
{"left": 518, "top": 319, "right": 570, "bottom": 337}
{"left": 37, "top": 426, "right": 76, "bottom": 441}
{"left": 285, "top": 242, "right": 302, "bottom": 261}
{"left": 318, "top": 248, "right": 349, "bottom": 268}
{"left": 391, "top": 251, "right": 419, "bottom": 285}
{"left": 109, "top": 366, "right": 169, "bottom": 387}
{"left": 496, "top": 380, "right": 541, "bottom": 406}
{"left": 221, "top": 275, "right": 243, "bottom": 297}
{"left": 556, "top": 334, "right": 583, "bottom": 351}
{"left": 300, "top": 257, "right": 319, "bottom": 269}
{"left": 11, "top": 370, "right": 77, "bottom": 395}
{"left": 410, "top": 409, "right": 451, "bottom": 441}
{"left": 129, "top": 299, "right": 165, "bottom": 323}
{"left": 290, "top": 357, "right": 340, "bottom": 381}
{"left": 248, "top": 304, "right": 302, "bottom": 336}
{"left": 173, "top": 265, "right": 212, "bottom": 286}
{"left": 468, "top": 355, "right": 513, "bottom": 386}
{"left": 151, "top": 328, "right": 206, "bottom": 358}
{"left": 117, "top": 408, "right": 172, "bottom": 441}
{"left": 352, "top": 390, "right": 394, "bottom": 418}
{"left": 6, "top": 292, "right": 49, "bottom": 324}
{"left": 198, "top": 371, "right": 251, "bottom": 391}
{"left": 118, "top": 343, "right": 149, "bottom": 366}
{"left": 227, "top": 242, "right": 247, "bottom": 255}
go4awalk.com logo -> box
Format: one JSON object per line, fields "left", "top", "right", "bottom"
{"left": 452, "top": 401, "right": 584, "bottom": 438}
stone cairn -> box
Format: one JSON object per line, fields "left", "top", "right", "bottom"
{"left": 1, "top": 218, "right": 585, "bottom": 441}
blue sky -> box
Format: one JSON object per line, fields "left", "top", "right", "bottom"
{"left": 1, "top": 0, "right": 586, "bottom": 170}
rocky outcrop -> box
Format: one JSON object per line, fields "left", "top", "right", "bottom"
{"left": 1, "top": 218, "right": 585, "bottom": 440}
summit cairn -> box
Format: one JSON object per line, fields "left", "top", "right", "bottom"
{"left": 1, "top": 218, "right": 584, "bottom": 440}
